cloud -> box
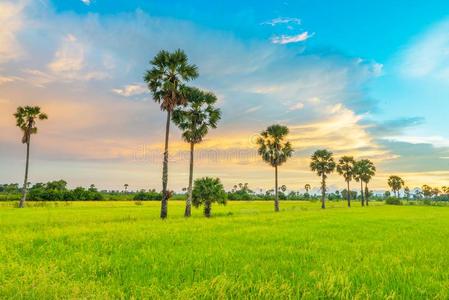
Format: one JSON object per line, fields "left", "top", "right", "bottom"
{"left": 262, "top": 17, "right": 301, "bottom": 26}
{"left": 0, "top": 0, "right": 26, "bottom": 63}
{"left": 271, "top": 32, "right": 315, "bottom": 44}
{"left": 81, "top": 0, "right": 91, "bottom": 5}
{"left": 289, "top": 102, "right": 304, "bottom": 111}
{"left": 112, "top": 84, "right": 148, "bottom": 97}
{"left": 0, "top": 75, "right": 22, "bottom": 85}
{"left": 400, "top": 18, "right": 449, "bottom": 81}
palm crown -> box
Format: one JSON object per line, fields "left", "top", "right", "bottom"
{"left": 144, "top": 49, "right": 198, "bottom": 111}
{"left": 354, "top": 159, "right": 376, "bottom": 183}
{"left": 337, "top": 156, "right": 355, "bottom": 182}
{"left": 172, "top": 87, "right": 221, "bottom": 144}
{"left": 14, "top": 106, "right": 48, "bottom": 144}
{"left": 310, "top": 149, "right": 336, "bottom": 178}
{"left": 257, "top": 124, "right": 293, "bottom": 167}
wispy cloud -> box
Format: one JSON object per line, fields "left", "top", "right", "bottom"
{"left": 271, "top": 32, "right": 315, "bottom": 44}
{"left": 262, "top": 17, "right": 301, "bottom": 26}
{"left": 81, "top": 0, "right": 91, "bottom": 5}
{"left": 112, "top": 84, "right": 148, "bottom": 97}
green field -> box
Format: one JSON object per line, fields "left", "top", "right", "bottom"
{"left": 1, "top": 201, "right": 449, "bottom": 299}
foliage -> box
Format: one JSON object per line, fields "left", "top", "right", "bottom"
{"left": 388, "top": 176, "right": 405, "bottom": 197}
{"left": 385, "top": 197, "right": 402, "bottom": 205}
{"left": 192, "top": 177, "right": 227, "bottom": 217}
{"left": 133, "top": 190, "right": 163, "bottom": 201}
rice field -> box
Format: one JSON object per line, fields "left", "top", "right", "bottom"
{"left": 1, "top": 200, "right": 449, "bottom": 299}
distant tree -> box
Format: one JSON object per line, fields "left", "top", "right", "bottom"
{"left": 388, "top": 176, "right": 405, "bottom": 198}
{"left": 172, "top": 86, "right": 221, "bottom": 217}
{"left": 384, "top": 191, "right": 391, "bottom": 198}
{"left": 3, "top": 183, "right": 19, "bottom": 200}
{"left": 192, "top": 177, "right": 227, "bottom": 217}
{"left": 404, "top": 186, "right": 411, "bottom": 200}
{"left": 144, "top": 49, "right": 198, "bottom": 219}
{"left": 14, "top": 106, "right": 48, "bottom": 208}
{"left": 124, "top": 184, "right": 129, "bottom": 193}
{"left": 280, "top": 185, "right": 287, "bottom": 193}
{"left": 432, "top": 187, "right": 441, "bottom": 197}
{"left": 422, "top": 185, "right": 432, "bottom": 198}
{"left": 257, "top": 124, "right": 293, "bottom": 212}
{"left": 336, "top": 156, "right": 355, "bottom": 208}
{"left": 360, "top": 159, "right": 376, "bottom": 206}
{"left": 304, "top": 184, "right": 311, "bottom": 193}
{"left": 310, "top": 149, "right": 336, "bottom": 209}
{"left": 442, "top": 186, "right": 449, "bottom": 195}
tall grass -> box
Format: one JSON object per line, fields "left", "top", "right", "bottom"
{"left": 1, "top": 201, "right": 448, "bottom": 299}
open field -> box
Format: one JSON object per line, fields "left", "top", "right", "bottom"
{"left": 1, "top": 201, "right": 449, "bottom": 299}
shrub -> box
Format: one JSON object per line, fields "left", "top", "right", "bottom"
{"left": 385, "top": 197, "right": 402, "bottom": 205}
{"left": 192, "top": 177, "right": 227, "bottom": 217}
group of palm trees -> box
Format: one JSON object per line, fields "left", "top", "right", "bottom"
{"left": 255, "top": 124, "right": 376, "bottom": 211}
{"left": 15, "top": 49, "right": 422, "bottom": 218}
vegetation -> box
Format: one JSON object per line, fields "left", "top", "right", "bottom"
{"left": 13, "top": 106, "right": 48, "bottom": 208}
{"left": 172, "top": 87, "right": 221, "bottom": 217}
{"left": 1, "top": 201, "right": 449, "bottom": 298}
{"left": 144, "top": 49, "right": 199, "bottom": 219}
{"left": 310, "top": 149, "right": 336, "bottom": 209}
{"left": 192, "top": 177, "right": 227, "bottom": 217}
{"left": 388, "top": 175, "right": 405, "bottom": 198}
{"left": 256, "top": 124, "right": 293, "bottom": 212}
{"left": 336, "top": 156, "right": 355, "bottom": 207}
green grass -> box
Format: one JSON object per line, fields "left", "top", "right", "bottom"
{"left": 1, "top": 201, "right": 449, "bottom": 299}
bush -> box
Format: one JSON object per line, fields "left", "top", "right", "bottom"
{"left": 133, "top": 191, "right": 162, "bottom": 201}
{"left": 385, "top": 197, "right": 402, "bottom": 205}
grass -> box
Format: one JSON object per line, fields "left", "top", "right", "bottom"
{"left": 1, "top": 200, "right": 449, "bottom": 299}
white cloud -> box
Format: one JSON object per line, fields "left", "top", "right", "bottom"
{"left": 262, "top": 17, "right": 301, "bottom": 26}
{"left": 383, "top": 135, "right": 449, "bottom": 148}
{"left": 0, "top": 0, "right": 26, "bottom": 63}
{"left": 112, "top": 84, "right": 148, "bottom": 97}
{"left": 400, "top": 19, "right": 449, "bottom": 80}
{"left": 81, "top": 0, "right": 91, "bottom": 5}
{"left": 271, "top": 32, "right": 314, "bottom": 44}
{"left": 289, "top": 102, "right": 304, "bottom": 111}
{"left": 0, "top": 75, "right": 22, "bottom": 85}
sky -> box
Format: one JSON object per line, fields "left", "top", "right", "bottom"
{"left": 1, "top": 0, "right": 449, "bottom": 193}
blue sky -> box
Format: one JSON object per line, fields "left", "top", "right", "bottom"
{"left": 1, "top": 0, "right": 448, "bottom": 191}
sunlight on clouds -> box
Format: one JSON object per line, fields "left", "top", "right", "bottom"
{"left": 271, "top": 32, "right": 315, "bottom": 44}
{"left": 0, "top": 0, "right": 26, "bottom": 63}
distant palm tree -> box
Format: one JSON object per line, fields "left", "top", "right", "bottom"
{"left": 388, "top": 175, "right": 405, "bottom": 198}
{"left": 360, "top": 159, "right": 376, "bottom": 206}
{"left": 144, "top": 49, "right": 198, "bottom": 219}
{"left": 257, "top": 124, "right": 293, "bottom": 212}
{"left": 124, "top": 184, "right": 129, "bottom": 193}
{"left": 336, "top": 156, "right": 355, "bottom": 208}
{"left": 304, "top": 184, "right": 311, "bottom": 194}
{"left": 14, "top": 106, "right": 48, "bottom": 208}
{"left": 310, "top": 149, "right": 336, "bottom": 209}
{"left": 172, "top": 87, "right": 221, "bottom": 217}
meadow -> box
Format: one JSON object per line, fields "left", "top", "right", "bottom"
{"left": 1, "top": 201, "right": 449, "bottom": 299}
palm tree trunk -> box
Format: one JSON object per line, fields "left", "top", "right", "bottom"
{"left": 160, "top": 110, "right": 171, "bottom": 219}
{"left": 19, "top": 140, "right": 30, "bottom": 208}
{"left": 321, "top": 174, "right": 326, "bottom": 209}
{"left": 274, "top": 165, "right": 279, "bottom": 212}
{"left": 204, "top": 201, "right": 211, "bottom": 217}
{"left": 360, "top": 181, "right": 364, "bottom": 207}
{"left": 185, "top": 142, "right": 194, "bottom": 217}
{"left": 365, "top": 183, "right": 369, "bottom": 206}
{"left": 347, "top": 180, "right": 351, "bottom": 208}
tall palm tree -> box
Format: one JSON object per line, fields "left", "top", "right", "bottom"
{"left": 336, "top": 156, "right": 355, "bottom": 208}
{"left": 353, "top": 160, "right": 365, "bottom": 206}
{"left": 172, "top": 86, "right": 221, "bottom": 217}
{"left": 124, "top": 184, "right": 129, "bottom": 193}
{"left": 388, "top": 175, "right": 405, "bottom": 198}
{"left": 144, "top": 49, "right": 198, "bottom": 219}
{"left": 14, "top": 106, "right": 48, "bottom": 208}
{"left": 310, "top": 149, "right": 336, "bottom": 209}
{"left": 360, "top": 159, "right": 376, "bottom": 206}
{"left": 256, "top": 124, "right": 293, "bottom": 212}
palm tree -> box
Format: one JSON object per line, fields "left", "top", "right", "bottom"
{"left": 360, "top": 159, "right": 376, "bottom": 206}
{"left": 336, "top": 156, "right": 355, "bottom": 208}
{"left": 172, "top": 87, "right": 221, "bottom": 217}
{"left": 256, "top": 124, "right": 293, "bottom": 212}
{"left": 124, "top": 184, "right": 129, "bottom": 193}
{"left": 304, "top": 184, "right": 311, "bottom": 194}
{"left": 310, "top": 149, "right": 336, "bottom": 209}
{"left": 14, "top": 106, "right": 48, "bottom": 208}
{"left": 388, "top": 175, "right": 405, "bottom": 198}
{"left": 144, "top": 49, "right": 198, "bottom": 219}
{"left": 192, "top": 177, "right": 227, "bottom": 217}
